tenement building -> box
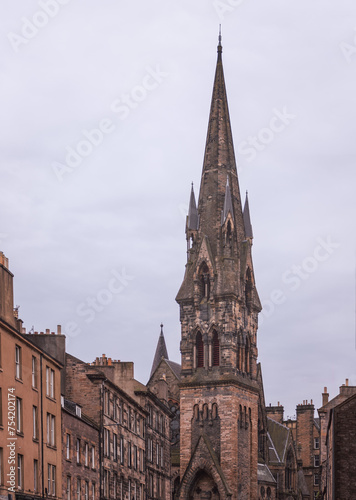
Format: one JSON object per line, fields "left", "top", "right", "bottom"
{"left": 61, "top": 397, "right": 100, "bottom": 500}
{"left": 0, "top": 249, "right": 172, "bottom": 499}
{"left": 318, "top": 381, "right": 356, "bottom": 499}
{"left": 64, "top": 353, "right": 172, "bottom": 500}
{"left": 0, "top": 253, "right": 62, "bottom": 500}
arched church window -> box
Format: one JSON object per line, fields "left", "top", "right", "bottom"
{"left": 239, "top": 405, "right": 243, "bottom": 428}
{"left": 193, "top": 405, "right": 199, "bottom": 420}
{"left": 199, "top": 262, "right": 210, "bottom": 300}
{"left": 245, "top": 337, "right": 250, "bottom": 374}
{"left": 212, "top": 330, "right": 220, "bottom": 367}
{"left": 188, "top": 234, "right": 194, "bottom": 251}
{"left": 245, "top": 267, "right": 253, "bottom": 309}
{"left": 196, "top": 332, "right": 204, "bottom": 368}
{"left": 212, "top": 403, "right": 218, "bottom": 419}
{"left": 203, "top": 404, "right": 208, "bottom": 420}
{"left": 226, "top": 219, "right": 232, "bottom": 245}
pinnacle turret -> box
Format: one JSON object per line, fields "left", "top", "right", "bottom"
{"left": 243, "top": 191, "right": 253, "bottom": 240}
{"left": 187, "top": 183, "right": 199, "bottom": 231}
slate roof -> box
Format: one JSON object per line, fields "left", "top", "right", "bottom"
{"left": 267, "top": 417, "right": 290, "bottom": 464}
{"left": 257, "top": 463, "right": 276, "bottom": 484}
{"left": 165, "top": 359, "right": 181, "bottom": 380}
{"left": 62, "top": 397, "right": 98, "bottom": 428}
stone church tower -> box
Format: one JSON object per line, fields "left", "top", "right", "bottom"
{"left": 175, "top": 35, "right": 264, "bottom": 500}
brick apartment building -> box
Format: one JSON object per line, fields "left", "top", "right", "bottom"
{"left": 64, "top": 353, "right": 172, "bottom": 500}
{"left": 0, "top": 250, "right": 173, "bottom": 500}
{"left": 61, "top": 398, "right": 100, "bottom": 500}
{"left": 0, "top": 252, "right": 62, "bottom": 500}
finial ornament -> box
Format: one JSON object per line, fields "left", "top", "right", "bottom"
{"left": 160, "top": 323, "right": 164, "bottom": 334}
{"left": 218, "top": 25, "right": 222, "bottom": 55}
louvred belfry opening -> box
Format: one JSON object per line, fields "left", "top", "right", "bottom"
{"left": 196, "top": 332, "right": 204, "bottom": 368}
{"left": 212, "top": 331, "right": 219, "bottom": 366}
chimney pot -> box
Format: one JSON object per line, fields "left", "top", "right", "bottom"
{"left": 46, "top": 328, "right": 50, "bottom": 334}
{"left": 57, "top": 325, "right": 62, "bottom": 335}
{"left": 346, "top": 378, "right": 349, "bottom": 386}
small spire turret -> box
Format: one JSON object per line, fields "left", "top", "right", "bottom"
{"left": 187, "top": 183, "right": 199, "bottom": 231}
{"left": 150, "top": 324, "right": 169, "bottom": 379}
{"left": 243, "top": 191, "right": 253, "bottom": 240}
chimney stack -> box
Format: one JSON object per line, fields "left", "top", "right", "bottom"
{"left": 322, "top": 387, "right": 329, "bottom": 406}
{"left": 0, "top": 252, "right": 16, "bottom": 327}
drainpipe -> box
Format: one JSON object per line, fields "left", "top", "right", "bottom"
{"left": 40, "top": 354, "right": 44, "bottom": 498}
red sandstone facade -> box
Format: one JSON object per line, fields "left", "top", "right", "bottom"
{"left": 318, "top": 381, "right": 356, "bottom": 499}
{"left": 0, "top": 253, "right": 62, "bottom": 500}
{"left": 61, "top": 398, "right": 100, "bottom": 500}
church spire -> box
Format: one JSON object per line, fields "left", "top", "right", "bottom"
{"left": 150, "top": 324, "right": 169, "bottom": 378}
{"left": 197, "top": 29, "right": 245, "bottom": 251}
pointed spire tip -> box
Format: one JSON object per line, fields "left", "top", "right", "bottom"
{"left": 217, "top": 25, "right": 222, "bottom": 55}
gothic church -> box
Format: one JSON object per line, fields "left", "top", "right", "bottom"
{"left": 149, "top": 35, "right": 275, "bottom": 500}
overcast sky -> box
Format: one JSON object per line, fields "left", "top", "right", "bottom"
{"left": 1, "top": 1, "right": 355, "bottom": 418}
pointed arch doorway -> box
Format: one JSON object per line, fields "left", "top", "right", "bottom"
{"left": 188, "top": 470, "right": 220, "bottom": 500}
